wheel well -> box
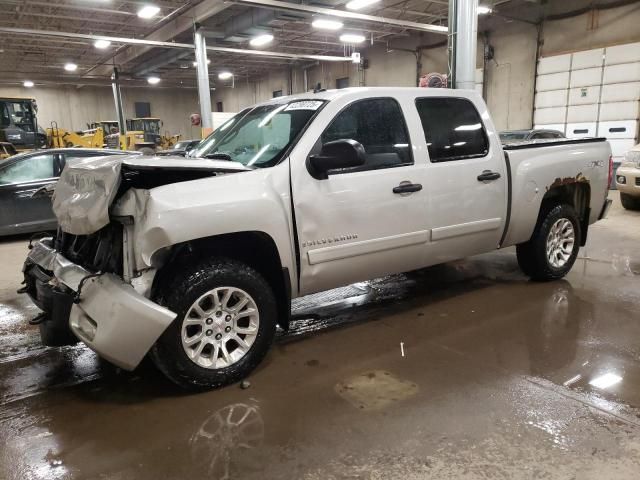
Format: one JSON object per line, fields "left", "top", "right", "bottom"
{"left": 151, "top": 231, "right": 291, "bottom": 330}
{"left": 541, "top": 182, "right": 591, "bottom": 245}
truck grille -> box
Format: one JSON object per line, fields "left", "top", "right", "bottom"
{"left": 105, "top": 135, "right": 119, "bottom": 149}
{"left": 54, "top": 223, "right": 123, "bottom": 275}
{"left": 636, "top": 177, "right": 640, "bottom": 186}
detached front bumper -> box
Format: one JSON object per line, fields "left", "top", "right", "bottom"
{"left": 25, "top": 240, "right": 176, "bottom": 370}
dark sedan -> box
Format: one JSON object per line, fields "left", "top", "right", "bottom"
{"left": 0, "top": 148, "right": 135, "bottom": 236}
{"left": 156, "top": 139, "right": 201, "bottom": 157}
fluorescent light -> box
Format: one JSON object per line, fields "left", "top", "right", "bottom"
{"left": 94, "top": 39, "right": 111, "bottom": 49}
{"left": 147, "top": 76, "right": 161, "bottom": 85}
{"left": 340, "top": 33, "right": 366, "bottom": 44}
{"left": 589, "top": 373, "right": 622, "bottom": 390}
{"left": 23, "top": 80, "right": 34, "bottom": 88}
{"left": 346, "top": 0, "right": 380, "bottom": 10}
{"left": 250, "top": 33, "right": 274, "bottom": 47}
{"left": 137, "top": 5, "right": 160, "bottom": 19}
{"left": 477, "top": 5, "right": 492, "bottom": 14}
{"left": 312, "top": 19, "right": 343, "bottom": 30}
{"left": 64, "top": 63, "right": 77, "bottom": 72}
{"left": 218, "top": 71, "right": 233, "bottom": 80}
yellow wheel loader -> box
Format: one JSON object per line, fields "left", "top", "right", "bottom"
{"left": 104, "top": 118, "right": 180, "bottom": 153}
{"left": 47, "top": 122, "right": 106, "bottom": 149}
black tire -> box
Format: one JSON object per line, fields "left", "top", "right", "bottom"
{"left": 620, "top": 193, "right": 640, "bottom": 211}
{"left": 150, "top": 257, "right": 277, "bottom": 390}
{"left": 516, "top": 203, "right": 581, "bottom": 281}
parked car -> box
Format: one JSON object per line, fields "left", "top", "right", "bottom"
{"left": 0, "top": 148, "right": 136, "bottom": 236}
{"left": 615, "top": 143, "right": 640, "bottom": 210}
{"left": 499, "top": 129, "right": 565, "bottom": 143}
{"left": 22, "top": 88, "right": 612, "bottom": 389}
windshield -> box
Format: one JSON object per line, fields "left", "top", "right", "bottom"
{"left": 130, "top": 119, "right": 160, "bottom": 134}
{"left": 190, "top": 100, "right": 325, "bottom": 168}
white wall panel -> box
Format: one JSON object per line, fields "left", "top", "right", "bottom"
{"left": 569, "top": 67, "right": 602, "bottom": 87}
{"left": 538, "top": 54, "right": 571, "bottom": 74}
{"left": 600, "top": 82, "right": 640, "bottom": 102}
{"left": 609, "top": 138, "right": 637, "bottom": 157}
{"left": 534, "top": 107, "right": 567, "bottom": 125}
{"left": 535, "top": 89, "right": 568, "bottom": 108}
{"left": 571, "top": 48, "right": 604, "bottom": 70}
{"left": 603, "top": 62, "right": 640, "bottom": 84}
{"left": 536, "top": 71, "right": 570, "bottom": 91}
{"left": 568, "top": 85, "right": 601, "bottom": 105}
{"left": 567, "top": 104, "right": 599, "bottom": 122}
{"left": 599, "top": 101, "right": 640, "bottom": 121}
{"left": 597, "top": 120, "right": 639, "bottom": 139}
{"left": 605, "top": 42, "right": 640, "bottom": 65}
{"left": 566, "top": 122, "right": 597, "bottom": 138}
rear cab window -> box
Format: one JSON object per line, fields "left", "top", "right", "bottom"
{"left": 415, "top": 97, "right": 489, "bottom": 162}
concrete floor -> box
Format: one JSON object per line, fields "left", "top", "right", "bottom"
{"left": 1, "top": 191, "right": 640, "bottom": 480}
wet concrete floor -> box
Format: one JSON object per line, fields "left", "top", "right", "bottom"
{"left": 1, "top": 191, "right": 640, "bottom": 479}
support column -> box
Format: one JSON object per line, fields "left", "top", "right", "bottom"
{"left": 194, "top": 27, "right": 213, "bottom": 137}
{"left": 111, "top": 67, "right": 126, "bottom": 149}
{"left": 454, "top": 0, "right": 478, "bottom": 90}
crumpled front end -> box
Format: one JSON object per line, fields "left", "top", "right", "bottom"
{"left": 23, "top": 239, "right": 176, "bottom": 370}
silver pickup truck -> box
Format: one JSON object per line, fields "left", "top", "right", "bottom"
{"left": 21, "top": 88, "right": 613, "bottom": 390}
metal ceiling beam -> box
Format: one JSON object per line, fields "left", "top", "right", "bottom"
{"left": 0, "top": 27, "right": 353, "bottom": 62}
{"left": 229, "top": 0, "right": 448, "bottom": 34}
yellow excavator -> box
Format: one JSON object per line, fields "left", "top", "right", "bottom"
{"left": 105, "top": 118, "right": 181, "bottom": 153}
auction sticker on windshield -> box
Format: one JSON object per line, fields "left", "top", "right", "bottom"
{"left": 285, "top": 100, "right": 323, "bottom": 111}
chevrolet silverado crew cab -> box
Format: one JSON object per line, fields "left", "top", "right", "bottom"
{"left": 22, "top": 88, "right": 613, "bottom": 390}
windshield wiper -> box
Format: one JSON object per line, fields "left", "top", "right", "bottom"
{"left": 204, "top": 153, "right": 233, "bottom": 161}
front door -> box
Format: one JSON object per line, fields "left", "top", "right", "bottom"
{"left": 291, "top": 96, "right": 430, "bottom": 295}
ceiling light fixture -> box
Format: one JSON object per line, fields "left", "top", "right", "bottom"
{"left": 346, "top": 0, "right": 380, "bottom": 10}
{"left": 64, "top": 62, "right": 77, "bottom": 72}
{"left": 23, "top": 80, "right": 34, "bottom": 88}
{"left": 340, "top": 33, "right": 366, "bottom": 43}
{"left": 193, "top": 59, "right": 211, "bottom": 66}
{"left": 218, "top": 71, "right": 233, "bottom": 80}
{"left": 311, "top": 19, "right": 344, "bottom": 30}
{"left": 477, "top": 5, "right": 492, "bottom": 14}
{"left": 147, "top": 76, "right": 161, "bottom": 85}
{"left": 250, "top": 33, "right": 274, "bottom": 47}
{"left": 137, "top": 5, "right": 160, "bottom": 19}
{"left": 94, "top": 39, "right": 111, "bottom": 49}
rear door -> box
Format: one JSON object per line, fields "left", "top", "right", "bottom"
{"left": 414, "top": 96, "right": 508, "bottom": 263}
{"left": 0, "top": 152, "right": 60, "bottom": 234}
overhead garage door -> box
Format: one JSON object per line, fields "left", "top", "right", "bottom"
{"left": 534, "top": 42, "right": 640, "bottom": 180}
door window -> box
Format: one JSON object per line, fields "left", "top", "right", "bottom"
{"left": 415, "top": 97, "right": 489, "bottom": 162}
{"left": 0, "top": 154, "right": 55, "bottom": 184}
{"left": 320, "top": 97, "right": 412, "bottom": 173}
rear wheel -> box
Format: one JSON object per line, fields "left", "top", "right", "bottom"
{"left": 150, "top": 257, "right": 277, "bottom": 390}
{"left": 516, "top": 204, "right": 581, "bottom": 281}
{"left": 620, "top": 193, "right": 640, "bottom": 211}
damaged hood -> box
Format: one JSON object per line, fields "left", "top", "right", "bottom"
{"left": 53, "top": 154, "right": 250, "bottom": 235}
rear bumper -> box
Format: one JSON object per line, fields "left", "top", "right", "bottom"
{"left": 25, "top": 240, "right": 176, "bottom": 370}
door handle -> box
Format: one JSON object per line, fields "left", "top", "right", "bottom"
{"left": 477, "top": 170, "right": 501, "bottom": 182}
{"left": 393, "top": 182, "right": 422, "bottom": 194}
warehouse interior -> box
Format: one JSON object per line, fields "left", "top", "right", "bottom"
{"left": 1, "top": 0, "right": 640, "bottom": 478}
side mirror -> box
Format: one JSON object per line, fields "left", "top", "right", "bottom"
{"left": 308, "top": 139, "right": 366, "bottom": 179}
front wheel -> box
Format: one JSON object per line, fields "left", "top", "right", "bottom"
{"left": 150, "top": 257, "right": 277, "bottom": 390}
{"left": 516, "top": 204, "right": 581, "bottom": 281}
